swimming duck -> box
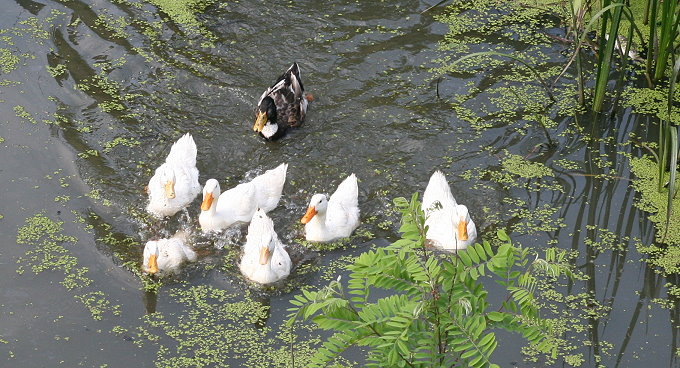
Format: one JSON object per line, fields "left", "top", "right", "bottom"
{"left": 142, "top": 231, "right": 197, "bottom": 277}
{"left": 146, "top": 133, "right": 201, "bottom": 217}
{"left": 301, "top": 174, "right": 360, "bottom": 242}
{"left": 239, "top": 209, "right": 291, "bottom": 284}
{"left": 422, "top": 171, "right": 477, "bottom": 251}
{"left": 199, "top": 163, "right": 288, "bottom": 232}
{"left": 253, "top": 62, "right": 310, "bottom": 140}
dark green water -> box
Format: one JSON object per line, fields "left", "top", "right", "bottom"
{"left": 0, "top": 0, "right": 678, "bottom": 367}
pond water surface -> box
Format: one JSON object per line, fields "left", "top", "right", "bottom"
{"left": 0, "top": 0, "right": 678, "bottom": 367}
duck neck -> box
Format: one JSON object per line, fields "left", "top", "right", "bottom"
{"left": 207, "top": 191, "right": 219, "bottom": 214}
{"left": 307, "top": 211, "right": 328, "bottom": 233}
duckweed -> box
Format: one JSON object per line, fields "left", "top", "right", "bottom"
{"left": 629, "top": 156, "right": 680, "bottom": 274}
{"left": 14, "top": 105, "right": 38, "bottom": 124}
{"left": 145, "top": 0, "right": 217, "bottom": 40}
{"left": 0, "top": 48, "right": 19, "bottom": 73}
{"left": 630, "top": 157, "right": 680, "bottom": 245}
{"left": 129, "top": 284, "right": 352, "bottom": 367}
{"left": 462, "top": 151, "right": 562, "bottom": 192}
{"left": 15, "top": 213, "right": 120, "bottom": 321}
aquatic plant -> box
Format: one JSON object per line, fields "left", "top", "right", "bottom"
{"left": 15, "top": 213, "right": 121, "bottom": 320}
{"left": 630, "top": 156, "right": 680, "bottom": 273}
{"left": 288, "top": 193, "right": 573, "bottom": 367}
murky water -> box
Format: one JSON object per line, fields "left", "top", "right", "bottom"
{"left": 1, "top": 0, "right": 678, "bottom": 367}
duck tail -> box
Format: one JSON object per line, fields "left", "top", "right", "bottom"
{"left": 288, "top": 62, "right": 304, "bottom": 93}
{"left": 166, "top": 133, "right": 197, "bottom": 168}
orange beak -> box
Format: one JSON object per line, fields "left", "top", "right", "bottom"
{"left": 457, "top": 218, "right": 468, "bottom": 241}
{"left": 147, "top": 254, "right": 159, "bottom": 274}
{"left": 164, "top": 180, "right": 176, "bottom": 199}
{"left": 259, "top": 246, "right": 270, "bottom": 265}
{"left": 300, "top": 206, "right": 317, "bottom": 224}
{"left": 254, "top": 111, "right": 267, "bottom": 132}
{"left": 200, "top": 192, "right": 213, "bottom": 211}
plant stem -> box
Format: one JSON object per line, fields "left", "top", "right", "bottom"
{"left": 593, "top": 0, "right": 624, "bottom": 112}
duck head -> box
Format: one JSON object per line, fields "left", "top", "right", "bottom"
{"left": 455, "top": 204, "right": 472, "bottom": 241}
{"left": 201, "top": 179, "right": 221, "bottom": 211}
{"left": 143, "top": 241, "right": 160, "bottom": 275}
{"left": 158, "top": 165, "right": 176, "bottom": 199}
{"left": 254, "top": 96, "right": 278, "bottom": 139}
{"left": 301, "top": 194, "right": 328, "bottom": 224}
{"left": 248, "top": 209, "right": 276, "bottom": 265}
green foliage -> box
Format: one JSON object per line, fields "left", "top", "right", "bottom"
{"left": 288, "top": 194, "right": 573, "bottom": 367}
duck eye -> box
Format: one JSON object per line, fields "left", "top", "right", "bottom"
{"left": 318, "top": 199, "right": 322, "bottom": 204}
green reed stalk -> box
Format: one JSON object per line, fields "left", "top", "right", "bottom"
{"left": 661, "top": 125, "right": 678, "bottom": 243}
{"left": 659, "top": 119, "right": 669, "bottom": 193}
{"left": 659, "top": 55, "right": 680, "bottom": 241}
{"left": 653, "top": 0, "right": 678, "bottom": 83}
{"left": 654, "top": 1, "right": 677, "bottom": 82}
{"left": 593, "top": 0, "right": 624, "bottom": 112}
{"left": 643, "top": 0, "right": 650, "bottom": 25}
{"left": 570, "top": 0, "right": 586, "bottom": 105}
{"left": 645, "top": 0, "right": 658, "bottom": 80}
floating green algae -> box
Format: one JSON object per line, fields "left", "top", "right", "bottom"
{"left": 15, "top": 213, "right": 120, "bottom": 320}
{"left": 461, "top": 151, "right": 562, "bottom": 193}
{"left": 13, "top": 105, "right": 38, "bottom": 124}
{"left": 101, "top": 136, "right": 141, "bottom": 153}
{"left": 622, "top": 86, "right": 680, "bottom": 124}
{"left": 630, "top": 156, "right": 680, "bottom": 274}
{"left": 507, "top": 198, "right": 567, "bottom": 238}
{"left": 0, "top": 48, "right": 19, "bottom": 73}
{"left": 144, "top": 0, "right": 217, "bottom": 40}
{"left": 503, "top": 152, "right": 553, "bottom": 179}
{"left": 431, "top": 0, "right": 583, "bottom": 134}
{"left": 125, "top": 284, "right": 354, "bottom": 367}
{"left": 521, "top": 265, "right": 610, "bottom": 367}
{"left": 584, "top": 226, "right": 628, "bottom": 253}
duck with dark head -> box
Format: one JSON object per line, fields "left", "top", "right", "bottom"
{"left": 253, "top": 62, "right": 313, "bottom": 140}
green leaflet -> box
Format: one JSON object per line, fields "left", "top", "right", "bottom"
{"left": 287, "top": 194, "right": 573, "bottom": 367}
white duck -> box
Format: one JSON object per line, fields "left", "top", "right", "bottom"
{"left": 239, "top": 209, "right": 291, "bottom": 284}
{"left": 422, "top": 171, "right": 477, "bottom": 251}
{"left": 142, "top": 231, "right": 197, "bottom": 277}
{"left": 146, "top": 133, "right": 201, "bottom": 217}
{"left": 301, "top": 174, "right": 360, "bottom": 242}
{"left": 199, "top": 163, "right": 288, "bottom": 232}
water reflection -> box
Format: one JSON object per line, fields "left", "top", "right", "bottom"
{"left": 143, "top": 290, "right": 157, "bottom": 314}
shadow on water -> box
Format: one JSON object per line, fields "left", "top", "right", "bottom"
{"left": 143, "top": 289, "right": 157, "bottom": 314}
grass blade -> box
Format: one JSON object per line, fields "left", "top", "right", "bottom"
{"left": 663, "top": 126, "right": 678, "bottom": 243}
{"left": 661, "top": 54, "right": 680, "bottom": 241}
{"left": 593, "top": 0, "right": 625, "bottom": 112}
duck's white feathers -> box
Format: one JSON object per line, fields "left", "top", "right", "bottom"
{"left": 142, "top": 232, "right": 197, "bottom": 277}
{"left": 146, "top": 133, "right": 201, "bottom": 217}
{"left": 166, "top": 133, "right": 198, "bottom": 168}
{"left": 199, "top": 163, "right": 287, "bottom": 231}
{"left": 304, "top": 174, "right": 360, "bottom": 242}
{"left": 422, "top": 171, "right": 477, "bottom": 251}
{"left": 248, "top": 163, "right": 288, "bottom": 212}
{"left": 327, "top": 173, "right": 359, "bottom": 229}
{"left": 239, "top": 210, "right": 291, "bottom": 284}
{"left": 423, "top": 171, "right": 457, "bottom": 211}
